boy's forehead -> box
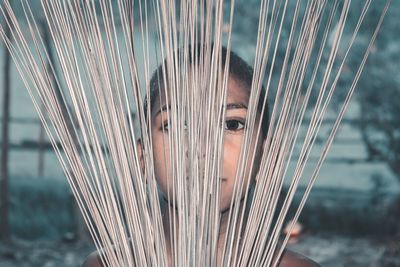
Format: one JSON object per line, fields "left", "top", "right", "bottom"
{"left": 151, "top": 76, "right": 250, "bottom": 117}
{"left": 226, "top": 77, "right": 250, "bottom": 105}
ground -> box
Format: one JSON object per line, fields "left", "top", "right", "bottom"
{"left": 1, "top": 234, "right": 399, "bottom": 267}
{"left": 287, "top": 234, "right": 400, "bottom": 267}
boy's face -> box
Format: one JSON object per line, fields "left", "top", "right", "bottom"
{"left": 149, "top": 76, "right": 264, "bottom": 212}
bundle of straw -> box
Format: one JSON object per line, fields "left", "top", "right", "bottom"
{"left": 0, "top": 0, "right": 390, "bottom": 266}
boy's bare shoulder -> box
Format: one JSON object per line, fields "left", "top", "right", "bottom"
{"left": 82, "top": 251, "right": 103, "bottom": 267}
{"left": 279, "top": 249, "right": 320, "bottom": 267}
{"left": 82, "top": 249, "right": 320, "bottom": 267}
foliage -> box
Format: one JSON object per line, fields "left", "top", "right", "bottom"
{"left": 353, "top": 2, "right": 400, "bottom": 179}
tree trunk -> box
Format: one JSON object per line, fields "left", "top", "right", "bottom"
{"left": 0, "top": 13, "right": 12, "bottom": 243}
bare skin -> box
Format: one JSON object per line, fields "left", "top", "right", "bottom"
{"left": 83, "top": 241, "right": 320, "bottom": 267}
{"left": 82, "top": 77, "right": 320, "bottom": 267}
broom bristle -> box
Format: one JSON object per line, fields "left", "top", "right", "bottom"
{"left": 0, "top": 0, "right": 390, "bottom": 266}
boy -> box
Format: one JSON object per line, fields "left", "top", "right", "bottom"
{"left": 83, "top": 46, "right": 319, "bottom": 267}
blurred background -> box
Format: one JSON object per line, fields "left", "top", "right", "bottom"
{"left": 0, "top": 1, "right": 399, "bottom": 266}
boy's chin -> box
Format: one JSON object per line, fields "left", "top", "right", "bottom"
{"left": 162, "top": 195, "right": 232, "bottom": 213}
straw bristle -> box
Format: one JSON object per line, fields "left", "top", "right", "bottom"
{"left": 0, "top": 0, "right": 390, "bottom": 266}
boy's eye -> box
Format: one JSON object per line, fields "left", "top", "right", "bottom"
{"left": 162, "top": 121, "right": 169, "bottom": 131}
{"left": 224, "top": 119, "right": 245, "bottom": 131}
{"left": 160, "top": 121, "right": 188, "bottom": 132}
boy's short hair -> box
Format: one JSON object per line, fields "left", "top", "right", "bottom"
{"left": 146, "top": 45, "right": 269, "bottom": 138}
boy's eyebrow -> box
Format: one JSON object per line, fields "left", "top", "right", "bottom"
{"left": 226, "top": 103, "right": 248, "bottom": 110}
{"left": 154, "top": 104, "right": 171, "bottom": 117}
{"left": 154, "top": 102, "right": 247, "bottom": 117}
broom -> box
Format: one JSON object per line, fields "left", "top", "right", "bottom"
{"left": 0, "top": 0, "right": 390, "bottom": 266}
